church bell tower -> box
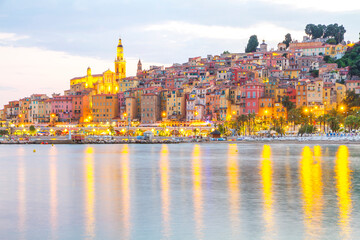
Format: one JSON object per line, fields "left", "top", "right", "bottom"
{"left": 137, "top": 59, "right": 142, "bottom": 72}
{"left": 115, "top": 38, "right": 126, "bottom": 80}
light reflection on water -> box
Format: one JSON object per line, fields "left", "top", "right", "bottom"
{"left": 260, "top": 145, "right": 276, "bottom": 240}
{"left": 300, "top": 146, "right": 324, "bottom": 240}
{"left": 120, "top": 145, "right": 131, "bottom": 240}
{"left": 335, "top": 145, "right": 352, "bottom": 240}
{"left": 84, "top": 146, "right": 95, "bottom": 239}
{"left": 0, "top": 144, "right": 358, "bottom": 239}
{"left": 227, "top": 144, "right": 240, "bottom": 236}
{"left": 160, "top": 144, "right": 170, "bottom": 239}
{"left": 192, "top": 144, "right": 204, "bottom": 240}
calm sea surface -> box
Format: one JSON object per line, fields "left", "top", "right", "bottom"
{"left": 0, "top": 143, "right": 359, "bottom": 240}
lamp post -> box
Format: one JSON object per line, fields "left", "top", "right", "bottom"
{"left": 303, "top": 108, "right": 310, "bottom": 134}
{"left": 339, "top": 105, "right": 347, "bottom": 117}
{"left": 123, "top": 112, "right": 130, "bottom": 140}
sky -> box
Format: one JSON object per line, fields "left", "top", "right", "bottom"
{"left": 0, "top": 0, "right": 359, "bottom": 107}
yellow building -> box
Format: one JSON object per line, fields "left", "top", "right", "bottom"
{"left": 307, "top": 79, "right": 323, "bottom": 106}
{"left": 335, "top": 83, "right": 346, "bottom": 104}
{"left": 166, "top": 89, "right": 186, "bottom": 120}
{"left": 70, "top": 38, "right": 126, "bottom": 95}
{"left": 115, "top": 39, "right": 126, "bottom": 80}
{"left": 283, "top": 69, "right": 300, "bottom": 79}
{"left": 118, "top": 77, "right": 139, "bottom": 93}
{"left": 325, "top": 44, "right": 347, "bottom": 58}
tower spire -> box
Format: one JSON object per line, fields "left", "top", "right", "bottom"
{"left": 115, "top": 38, "right": 126, "bottom": 80}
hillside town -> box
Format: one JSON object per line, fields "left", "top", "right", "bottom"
{"left": 1, "top": 26, "right": 360, "bottom": 137}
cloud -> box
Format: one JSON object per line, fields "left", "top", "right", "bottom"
{"left": 0, "top": 32, "right": 29, "bottom": 44}
{"left": 144, "top": 21, "right": 304, "bottom": 42}
{"left": 259, "top": 0, "right": 360, "bottom": 12}
{"left": 0, "top": 33, "right": 169, "bottom": 107}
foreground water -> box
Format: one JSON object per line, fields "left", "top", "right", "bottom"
{"left": 0, "top": 144, "right": 359, "bottom": 240}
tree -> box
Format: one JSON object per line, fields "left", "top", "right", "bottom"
{"left": 0, "top": 130, "right": 9, "bottom": 136}
{"left": 305, "top": 23, "right": 346, "bottom": 43}
{"left": 344, "top": 115, "right": 358, "bottom": 132}
{"left": 334, "top": 24, "right": 346, "bottom": 44}
{"left": 305, "top": 24, "right": 315, "bottom": 38}
{"left": 349, "top": 59, "right": 360, "bottom": 77}
{"left": 281, "top": 96, "right": 295, "bottom": 118}
{"left": 324, "top": 24, "right": 336, "bottom": 38}
{"left": 343, "top": 90, "right": 360, "bottom": 108}
{"left": 327, "top": 116, "right": 340, "bottom": 132}
{"left": 236, "top": 115, "right": 248, "bottom": 135}
{"left": 29, "top": 125, "right": 36, "bottom": 135}
{"left": 223, "top": 50, "right": 230, "bottom": 54}
{"left": 108, "top": 125, "right": 115, "bottom": 135}
{"left": 326, "top": 38, "right": 337, "bottom": 45}
{"left": 323, "top": 55, "right": 336, "bottom": 64}
{"left": 310, "top": 70, "right": 319, "bottom": 78}
{"left": 317, "top": 115, "right": 327, "bottom": 133}
{"left": 245, "top": 35, "right": 259, "bottom": 53}
{"left": 288, "top": 108, "right": 302, "bottom": 131}
{"left": 283, "top": 33, "right": 292, "bottom": 48}
{"left": 305, "top": 24, "right": 325, "bottom": 39}
{"left": 218, "top": 124, "right": 226, "bottom": 136}
{"left": 298, "top": 124, "right": 317, "bottom": 136}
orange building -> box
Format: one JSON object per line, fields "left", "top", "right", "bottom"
{"left": 141, "top": 93, "right": 161, "bottom": 124}
{"left": 91, "top": 94, "right": 119, "bottom": 123}
{"left": 72, "top": 92, "right": 91, "bottom": 123}
{"left": 296, "top": 80, "right": 308, "bottom": 107}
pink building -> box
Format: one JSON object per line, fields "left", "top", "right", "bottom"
{"left": 117, "top": 92, "right": 126, "bottom": 118}
{"left": 51, "top": 95, "right": 73, "bottom": 122}
{"left": 244, "top": 80, "right": 264, "bottom": 115}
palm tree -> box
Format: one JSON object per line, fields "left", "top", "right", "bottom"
{"left": 317, "top": 115, "right": 327, "bottom": 133}
{"left": 237, "top": 115, "right": 248, "bottom": 135}
{"left": 288, "top": 108, "right": 301, "bottom": 131}
{"left": 327, "top": 116, "right": 340, "bottom": 132}
{"left": 248, "top": 113, "right": 256, "bottom": 135}
{"left": 279, "top": 116, "right": 286, "bottom": 129}
{"left": 344, "top": 115, "right": 359, "bottom": 132}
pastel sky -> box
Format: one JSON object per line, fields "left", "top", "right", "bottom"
{"left": 0, "top": 0, "right": 359, "bottom": 106}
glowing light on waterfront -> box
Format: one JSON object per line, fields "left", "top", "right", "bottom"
{"left": 121, "top": 145, "right": 131, "bottom": 239}
{"left": 260, "top": 145, "right": 276, "bottom": 239}
{"left": 335, "top": 145, "right": 352, "bottom": 239}
{"left": 84, "top": 146, "right": 95, "bottom": 239}
{"left": 227, "top": 144, "right": 240, "bottom": 235}
{"left": 160, "top": 145, "right": 171, "bottom": 238}
{"left": 300, "top": 146, "right": 324, "bottom": 239}
{"left": 192, "top": 144, "right": 203, "bottom": 240}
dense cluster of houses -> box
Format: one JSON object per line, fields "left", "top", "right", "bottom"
{"left": 1, "top": 37, "right": 359, "bottom": 126}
